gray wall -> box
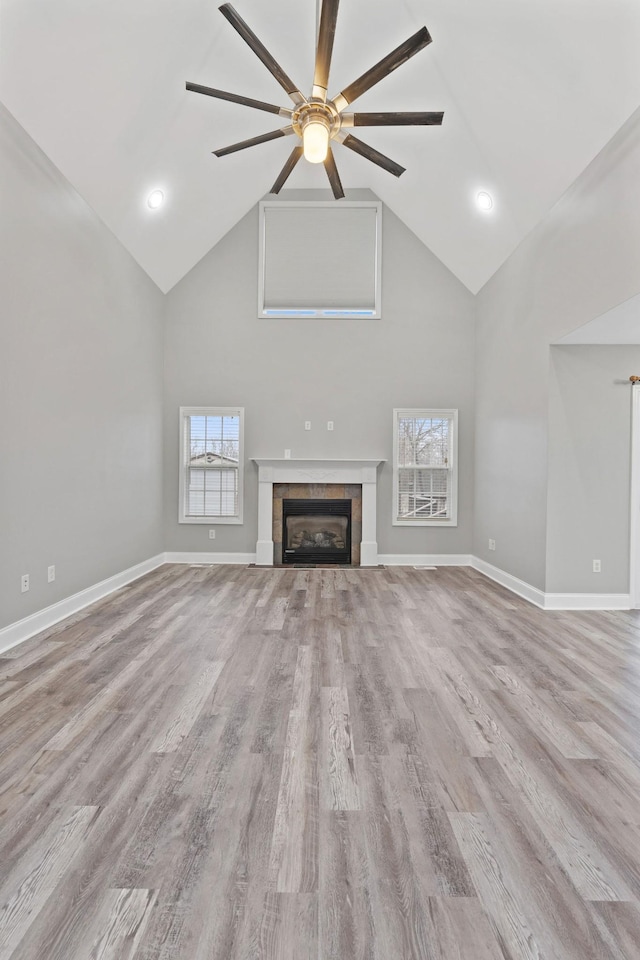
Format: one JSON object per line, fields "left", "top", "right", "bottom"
{"left": 474, "top": 106, "right": 640, "bottom": 592}
{"left": 0, "top": 104, "right": 165, "bottom": 630}
{"left": 5, "top": 94, "right": 639, "bottom": 629}
{"left": 163, "top": 196, "right": 476, "bottom": 558}
{"left": 546, "top": 345, "right": 640, "bottom": 594}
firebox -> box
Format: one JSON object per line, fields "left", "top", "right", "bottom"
{"left": 282, "top": 499, "right": 352, "bottom": 565}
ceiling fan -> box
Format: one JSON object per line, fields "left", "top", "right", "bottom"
{"left": 186, "top": 0, "right": 444, "bottom": 198}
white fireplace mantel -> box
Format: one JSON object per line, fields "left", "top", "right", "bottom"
{"left": 252, "top": 458, "right": 385, "bottom": 566}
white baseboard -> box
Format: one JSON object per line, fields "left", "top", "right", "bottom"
{"left": 0, "top": 553, "right": 166, "bottom": 656}
{"left": 470, "top": 556, "right": 631, "bottom": 611}
{"left": 170, "top": 551, "right": 631, "bottom": 610}
{"left": 470, "top": 556, "right": 546, "bottom": 608}
{"left": 543, "top": 592, "right": 631, "bottom": 611}
{"left": 165, "top": 551, "right": 257, "bottom": 565}
{"left": 1, "top": 550, "right": 631, "bottom": 658}
{"left": 379, "top": 553, "right": 472, "bottom": 567}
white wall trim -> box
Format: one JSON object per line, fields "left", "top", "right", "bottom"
{"left": 542, "top": 592, "right": 631, "bottom": 611}
{"left": 471, "top": 556, "right": 631, "bottom": 610}
{"left": 470, "top": 556, "right": 546, "bottom": 608}
{"left": 0, "top": 553, "right": 166, "bottom": 656}
{"left": 1, "top": 550, "right": 631, "bottom": 658}
{"left": 380, "top": 554, "right": 472, "bottom": 567}
{"left": 165, "top": 551, "right": 257, "bottom": 565}
{"left": 630, "top": 383, "right": 640, "bottom": 608}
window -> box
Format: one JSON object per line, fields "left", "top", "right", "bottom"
{"left": 179, "top": 407, "right": 244, "bottom": 524}
{"left": 393, "top": 409, "right": 458, "bottom": 526}
{"left": 258, "top": 201, "right": 382, "bottom": 318}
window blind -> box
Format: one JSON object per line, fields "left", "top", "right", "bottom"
{"left": 179, "top": 408, "right": 244, "bottom": 523}
{"left": 259, "top": 201, "right": 381, "bottom": 317}
{"left": 393, "top": 411, "right": 457, "bottom": 524}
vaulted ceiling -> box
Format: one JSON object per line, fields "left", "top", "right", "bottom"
{"left": 2, "top": 0, "right": 639, "bottom": 294}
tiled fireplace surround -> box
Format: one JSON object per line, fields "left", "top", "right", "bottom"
{"left": 253, "top": 460, "right": 384, "bottom": 566}
{"left": 273, "top": 483, "right": 361, "bottom": 565}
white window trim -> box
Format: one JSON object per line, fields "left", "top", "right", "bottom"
{"left": 392, "top": 408, "right": 458, "bottom": 527}
{"left": 178, "top": 406, "right": 244, "bottom": 524}
{"left": 258, "top": 200, "right": 382, "bottom": 319}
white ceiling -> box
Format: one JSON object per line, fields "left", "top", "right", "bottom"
{"left": 2, "top": 0, "right": 639, "bottom": 294}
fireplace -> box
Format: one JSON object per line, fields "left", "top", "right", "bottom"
{"left": 252, "top": 459, "right": 384, "bottom": 566}
{"left": 282, "top": 499, "right": 351, "bottom": 564}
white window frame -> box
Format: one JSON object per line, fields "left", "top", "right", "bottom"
{"left": 258, "top": 200, "right": 382, "bottom": 319}
{"left": 178, "top": 406, "right": 244, "bottom": 524}
{"left": 392, "top": 408, "right": 458, "bottom": 527}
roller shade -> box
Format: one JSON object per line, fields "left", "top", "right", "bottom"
{"left": 259, "top": 201, "right": 381, "bottom": 317}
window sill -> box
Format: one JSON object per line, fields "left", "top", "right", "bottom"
{"left": 392, "top": 518, "right": 457, "bottom": 527}
{"left": 179, "top": 516, "right": 243, "bottom": 525}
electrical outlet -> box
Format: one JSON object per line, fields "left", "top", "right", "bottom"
{"left": 593, "top": 559, "right": 601, "bottom": 573}
{"left": 208, "top": 529, "right": 216, "bottom": 540}
{"left": 284, "top": 449, "right": 291, "bottom": 459}
{"left": 327, "top": 421, "right": 334, "bottom": 431}
{"left": 304, "top": 421, "right": 311, "bottom": 431}
{"left": 48, "top": 565, "right": 56, "bottom": 582}
{"left": 21, "top": 574, "right": 30, "bottom": 593}
{"left": 488, "top": 539, "right": 496, "bottom": 551}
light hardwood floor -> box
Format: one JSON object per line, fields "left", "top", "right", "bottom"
{"left": 1, "top": 563, "right": 640, "bottom": 959}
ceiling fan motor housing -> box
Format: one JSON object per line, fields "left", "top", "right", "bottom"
{"left": 293, "top": 100, "right": 341, "bottom": 140}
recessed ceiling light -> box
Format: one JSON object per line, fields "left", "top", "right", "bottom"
{"left": 147, "top": 189, "right": 165, "bottom": 209}
{"left": 476, "top": 191, "right": 493, "bottom": 212}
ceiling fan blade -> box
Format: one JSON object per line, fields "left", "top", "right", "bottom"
{"left": 186, "top": 82, "right": 292, "bottom": 117}
{"left": 219, "top": 4, "right": 306, "bottom": 105}
{"left": 213, "top": 125, "right": 294, "bottom": 158}
{"left": 346, "top": 111, "right": 444, "bottom": 127}
{"left": 313, "top": 0, "right": 340, "bottom": 100}
{"left": 270, "top": 145, "right": 304, "bottom": 194}
{"left": 324, "top": 147, "right": 345, "bottom": 199}
{"left": 332, "top": 26, "right": 432, "bottom": 111}
{"left": 338, "top": 132, "right": 405, "bottom": 177}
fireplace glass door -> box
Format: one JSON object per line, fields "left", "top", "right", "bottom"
{"left": 282, "top": 499, "right": 351, "bottom": 564}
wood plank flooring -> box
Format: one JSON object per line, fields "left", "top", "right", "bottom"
{"left": 1, "top": 563, "right": 640, "bottom": 959}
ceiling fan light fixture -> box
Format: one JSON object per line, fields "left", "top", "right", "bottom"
{"left": 301, "top": 115, "right": 330, "bottom": 163}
